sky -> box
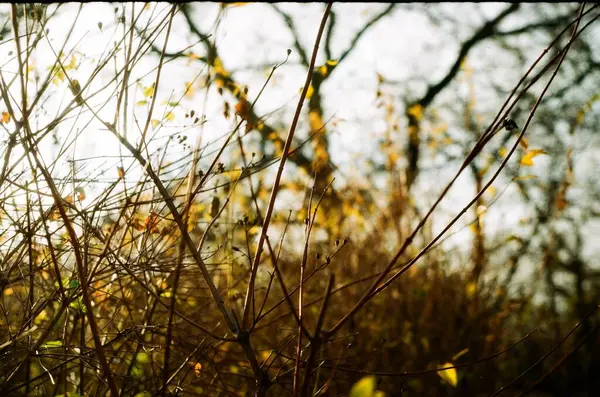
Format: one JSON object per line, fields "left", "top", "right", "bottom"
{"left": 1, "top": 3, "right": 597, "bottom": 289}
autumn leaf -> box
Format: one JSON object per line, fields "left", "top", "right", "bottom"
{"left": 165, "top": 111, "right": 175, "bottom": 121}
{"left": 184, "top": 81, "right": 195, "bottom": 98}
{"left": 151, "top": 119, "right": 160, "bottom": 128}
{"left": 143, "top": 83, "right": 155, "bottom": 98}
{"left": 213, "top": 57, "right": 230, "bottom": 78}
{"left": 349, "top": 376, "right": 376, "bottom": 397}
{"left": 66, "top": 55, "right": 77, "bottom": 70}
{"left": 438, "top": 362, "right": 458, "bottom": 387}
{"left": 234, "top": 97, "right": 251, "bottom": 121}
{"left": 318, "top": 65, "right": 327, "bottom": 76}
{"left": 75, "top": 187, "right": 85, "bottom": 201}
{"left": 304, "top": 84, "right": 314, "bottom": 100}
{"left": 193, "top": 362, "right": 202, "bottom": 375}
{"left": 52, "top": 67, "right": 65, "bottom": 85}
{"left": 69, "top": 296, "right": 87, "bottom": 313}
{"left": 317, "top": 59, "right": 338, "bottom": 77}
{"left": 518, "top": 136, "right": 529, "bottom": 150}
{"left": 465, "top": 282, "right": 477, "bottom": 299}
{"left": 144, "top": 211, "right": 159, "bottom": 232}
{"left": 223, "top": 2, "right": 250, "bottom": 8}
{"left": 117, "top": 167, "right": 125, "bottom": 178}
{"left": 519, "top": 149, "right": 548, "bottom": 166}
{"left": 407, "top": 104, "right": 424, "bottom": 121}
{"left": 452, "top": 348, "right": 470, "bottom": 361}
{"left": 308, "top": 110, "right": 323, "bottom": 132}
{"left": 49, "top": 207, "right": 60, "bottom": 221}
{"left": 136, "top": 100, "right": 148, "bottom": 106}
{"left": 34, "top": 310, "right": 48, "bottom": 324}
{"left": 1, "top": 112, "right": 9, "bottom": 123}
{"left": 187, "top": 361, "right": 202, "bottom": 376}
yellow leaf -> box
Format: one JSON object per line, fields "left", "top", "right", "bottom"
{"left": 151, "top": 119, "right": 160, "bottom": 128}
{"left": 184, "top": 81, "right": 195, "bottom": 98}
{"left": 54, "top": 68, "right": 65, "bottom": 84}
{"left": 213, "top": 57, "right": 230, "bottom": 78}
{"left": 438, "top": 363, "right": 458, "bottom": 387}
{"left": 318, "top": 60, "right": 338, "bottom": 77}
{"left": 234, "top": 98, "right": 251, "bottom": 121}
{"left": 136, "top": 100, "right": 148, "bottom": 106}
{"left": 465, "top": 282, "right": 477, "bottom": 299}
{"left": 468, "top": 223, "right": 478, "bottom": 234}
{"left": 305, "top": 84, "right": 314, "bottom": 100}
{"left": 350, "top": 376, "right": 376, "bottom": 397}
{"left": 1, "top": 112, "right": 9, "bottom": 123}
{"left": 49, "top": 207, "right": 60, "bottom": 220}
{"left": 498, "top": 147, "right": 507, "bottom": 158}
{"left": 308, "top": 110, "right": 323, "bottom": 132}
{"left": 519, "top": 137, "right": 529, "bottom": 150}
{"left": 407, "top": 104, "right": 424, "bottom": 122}
{"left": 34, "top": 309, "right": 48, "bottom": 324}
{"left": 452, "top": 348, "right": 469, "bottom": 361}
{"left": 67, "top": 55, "right": 77, "bottom": 70}
{"left": 165, "top": 111, "right": 175, "bottom": 121}
{"left": 194, "top": 362, "right": 202, "bottom": 375}
{"left": 224, "top": 2, "right": 249, "bottom": 7}
{"left": 117, "top": 167, "right": 125, "bottom": 178}
{"left": 143, "top": 84, "right": 155, "bottom": 98}
{"left": 519, "top": 149, "right": 548, "bottom": 166}
{"left": 75, "top": 187, "right": 85, "bottom": 201}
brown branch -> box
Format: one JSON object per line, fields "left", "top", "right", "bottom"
{"left": 328, "top": 3, "right": 590, "bottom": 337}
{"left": 240, "top": 3, "right": 333, "bottom": 332}
{"left": 419, "top": 3, "right": 520, "bottom": 108}
{"left": 338, "top": 4, "right": 396, "bottom": 64}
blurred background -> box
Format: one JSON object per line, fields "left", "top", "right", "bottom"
{"left": 1, "top": 3, "right": 599, "bottom": 396}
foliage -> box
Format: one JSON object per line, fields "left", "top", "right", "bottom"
{"left": 1, "top": 3, "right": 599, "bottom": 397}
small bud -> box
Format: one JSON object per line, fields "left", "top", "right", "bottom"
{"left": 502, "top": 117, "right": 518, "bottom": 131}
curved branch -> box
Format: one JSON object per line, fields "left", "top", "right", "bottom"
{"left": 338, "top": 4, "right": 396, "bottom": 64}
{"left": 419, "top": 3, "right": 520, "bottom": 107}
